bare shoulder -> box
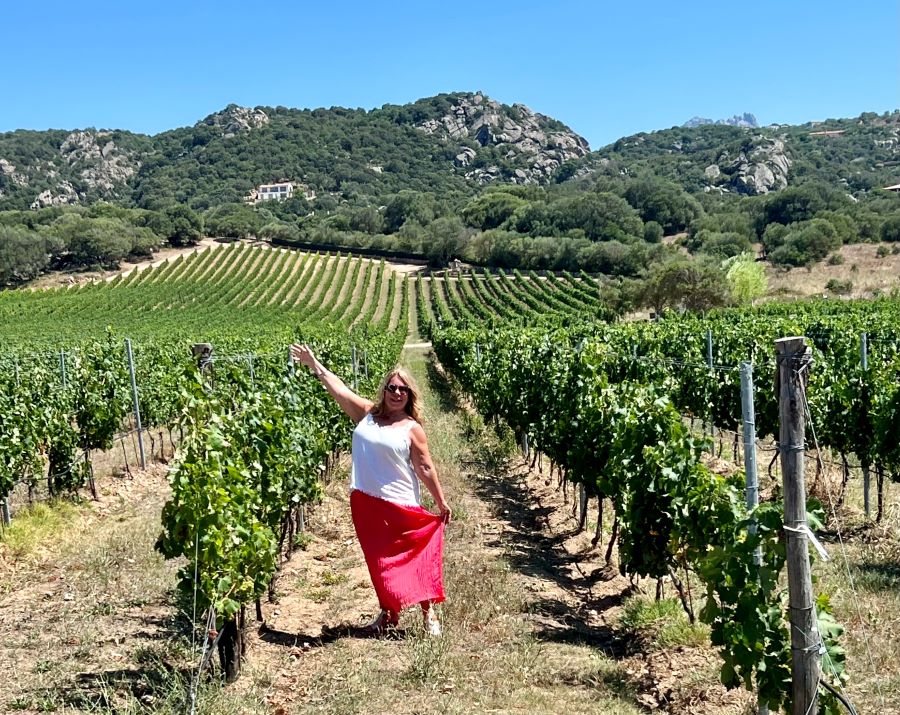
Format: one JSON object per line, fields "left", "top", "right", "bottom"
{"left": 350, "top": 399, "right": 374, "bottom": 423}
{"left": 408, "top": 421, "right": 428, "bottom": 442}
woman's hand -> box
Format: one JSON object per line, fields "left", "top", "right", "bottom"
{"left": 437, "top": 502, "right": 452, "bottom": 525}
{"left": 290, "top": 344, "right": 317, "bottom": 371}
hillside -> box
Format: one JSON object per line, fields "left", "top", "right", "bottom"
{"left": 571, "top": 112, "right": 900, "bottom": 194}
{"left": 0, "top": 92, "right": 590, "bottom": 211}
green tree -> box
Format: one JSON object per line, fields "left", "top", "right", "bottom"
{"left": 259, "top": 221, "right": 301, "bottom": 242}
{"left": 460, "top": 191, "right": 527, "bottom": 230}
{"left": 203, "top": 203, "right": 262, "bottom": 239}
{"left": 723, "top": 252, "right": 767, "bottom": 304}
{"left": 641, "top": 259, "right": 731, "bottom": 314}
{"left": 504, "top": 201, "right": 557, "bottom": 236}
{"left": 0, "top": 225, "right": 51, "bottom": 285}
{"left": 696, "top": 230, "right": 753, "bottom": 259}
{"left": 768, "top": 218, "right": 841, "bottom": 267}
{"left": 643, "top": 220, "right": 664, "bottom": 243}
{"left": 577, "top": 240, "right": 648, "bottom": 276}
{"left": 424, "top": 216, "right": 467, "bottom": 267}
{"left": 166, "top": 204, "right": 204, "bottom": 246}
{"left": 346, "top": 206, "right": 384, "bottom": 235}
{"left": 60, "top": 217, "right": 133, "bottom": 267}
{"left": 761, "top": 183, "right": 849, "bottom": 229}
{"left": 623, "top": 178, "right": 703, "bottom": 234}
{"left": 383, "top": 191, "right": 436, "bottom": 233}
{"left": 552, "top": 192, "right": 643, "bottom": 242}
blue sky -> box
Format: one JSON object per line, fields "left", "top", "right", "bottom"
{"left": 2, "top": 0, "right": 897, "bottom": 149}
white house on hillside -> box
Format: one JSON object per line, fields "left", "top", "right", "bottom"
{"left": 257, "top": 182, "right": 294, "bottom": 201}
{"left": 248, "top": 181, "right": 317, "bottom": 203}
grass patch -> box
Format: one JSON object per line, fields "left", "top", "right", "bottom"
{"left": 307, "top": 588, "right": 331, "bottom": 603}
{"left": 619, "top": 596, "right": 710, "bottom": 648}
{"left": 401, "top": 629, "right": 450, "bottom": 684}
{"left": 320, "top": 569, "right": 348, "bottom": 586}
{"left": 0, "top": 501, "right": 81, "bottom": 560}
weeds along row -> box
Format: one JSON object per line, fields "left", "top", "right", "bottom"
{"left": 431, "top": 300, "right": 900, "bottom": 713}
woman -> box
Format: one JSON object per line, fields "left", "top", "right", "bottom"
{"left": 290, "top": 344, "right": 451, "bottom": 636}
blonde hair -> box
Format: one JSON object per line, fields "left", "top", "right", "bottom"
{"left": 370, "top": 367, "right": 424, "bottom": 424}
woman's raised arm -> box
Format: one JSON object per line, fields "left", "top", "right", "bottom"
{"left": 290, "top": 344, "right": 372, "bottom": 423}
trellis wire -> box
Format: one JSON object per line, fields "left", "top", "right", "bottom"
{"left": 799, "top": 364, "right": 881, "bottom": 712}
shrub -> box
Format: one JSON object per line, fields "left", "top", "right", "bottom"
{"left": 880, "top": 215, "right": 900, "bottom": 242}
{"left": 825, "top": 278, "right": 853, "bottom": 294}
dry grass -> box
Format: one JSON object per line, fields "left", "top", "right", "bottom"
{"left": 766, "top": 242, "right": 900, "bottom": 300}
{"left": 802, "top": 460, "right": 900, "bottom": 713}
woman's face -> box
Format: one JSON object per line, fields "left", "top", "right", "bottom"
{"left": 385, "top": 376, "right": 411, "bottom": 412}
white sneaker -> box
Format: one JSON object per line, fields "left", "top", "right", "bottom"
{"left": 424, "top": 609, "right": 442, "bottom": 637}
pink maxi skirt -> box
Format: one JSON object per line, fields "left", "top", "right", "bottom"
{"left": 350, "top": 489, "right": 445, "bottom": 612}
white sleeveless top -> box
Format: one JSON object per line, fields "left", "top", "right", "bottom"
{"left": 350, "top": 413, "right": 421, "bottom": 506}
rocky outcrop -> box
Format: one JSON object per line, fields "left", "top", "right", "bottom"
{"left": 204, "top": 105, "right": 270, "bottom": 138}
{"left": 0, "top": 159, "right": 28, "bottom": 186}
{"left": 3, "top": 130, "right": 140, "bottom": 208}
{"left": 30, "top": 181, "right": 79, "bottom": 209}
{"left": 704, "top": 137, "right": 791, "bottom": 195}
{"left": 60, "top": 130, "right": 139, "bottom": 191}
{"left": 418, "top": 93, "right": 590, "bottom": 185}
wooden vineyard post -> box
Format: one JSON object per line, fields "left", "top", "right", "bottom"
{"left": 775, "top": 337, "right": 819, "bottom": 715}
{"left": 2, "top": 353, "right": 16, "bottom": 519}
{"left": 218, "top": 616, "right": 242, "bottom": 683}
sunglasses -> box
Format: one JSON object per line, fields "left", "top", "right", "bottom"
{"left": 385, "top": 384, "right": 410, "bottom": 395}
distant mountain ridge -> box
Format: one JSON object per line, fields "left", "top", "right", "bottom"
{"left": 683, "top": 113, "right": 759, "bottom": 129}
{"left": 0, "top": 95, "right": 898, "bottom": 213}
